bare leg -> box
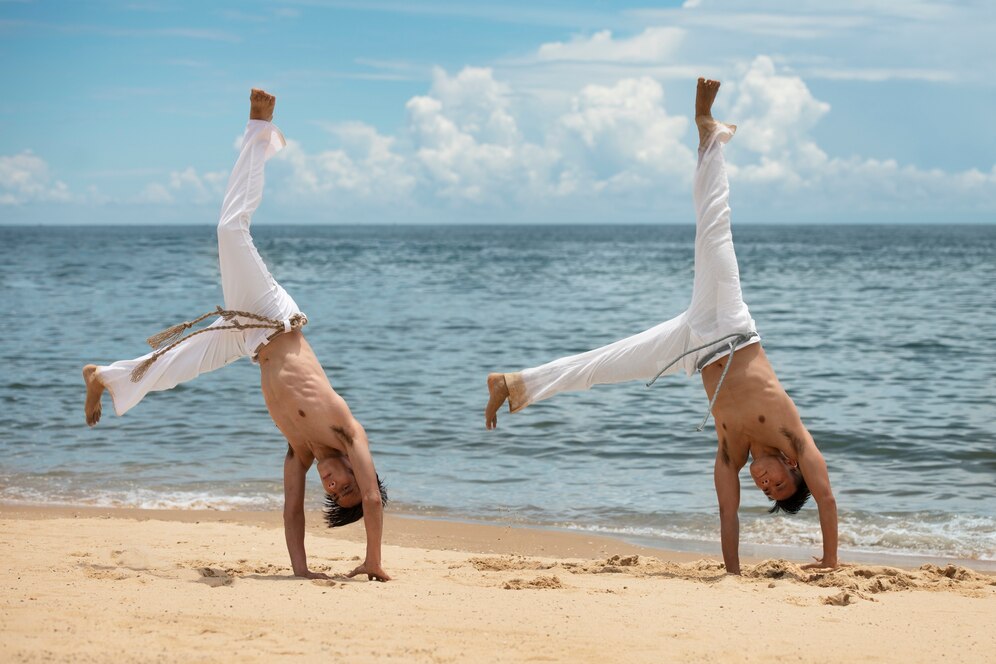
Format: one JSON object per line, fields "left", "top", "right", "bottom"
{"left": 695, "top": 78, "right": 736, "bottom": 149}
{"left": 249, "top": 88, "right": 275, "bottom": 121}
{"left": 83, "top": 364, "right": 104, "bottom": 426}
{"left": 484, "top": 373, "right": 509, "bottom": 430}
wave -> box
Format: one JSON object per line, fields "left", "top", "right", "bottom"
{"left": 558, "top": 511, "right": 996, "bottom": 562}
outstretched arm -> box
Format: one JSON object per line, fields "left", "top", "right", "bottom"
{"left": 283, "top": 446, "right": 330, "bottom": 579}
{"left": 339, "top": 421, "right": 390, "bottom": 582}
{"left": 714, "top": 453, "right": 742, "bottom": 574}
{"left": 796, "top": 432, "right": 839, "bottom": 569}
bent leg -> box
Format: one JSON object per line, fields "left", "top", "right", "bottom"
{"left": 504, "top": 313, "right": 692, "bottom": 413}
{"left": 95, "top": 318, "right": 247, "bottom": 416}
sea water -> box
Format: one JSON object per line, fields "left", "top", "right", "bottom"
{"left": 0, "top": 223, "right": 993, "bottom": 563}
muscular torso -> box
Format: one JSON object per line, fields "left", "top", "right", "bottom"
{"left": 701, "top": 343, "right": 806, "bottom": 467}
{"left": 257, "top": 331, "right": 352, "bottom": 464}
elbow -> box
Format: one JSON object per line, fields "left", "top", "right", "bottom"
{"left": 814, "top": 492, "right": 836, "bottom": 511}
{"left": 718, "top": 503, "right": 739, "bottom": 519}
{"left": 362, "top": 489, "right": 383, "bottom": 509}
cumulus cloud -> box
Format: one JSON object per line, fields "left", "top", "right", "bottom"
{"left": 537, "top": 27, "right": 685, "bottom": 63}
{"left": 119, "top": 48, "right": 993, "bottom": 222}
{"left": 278, "top": 122, "right": 415, "bottom": 201}
{"left": 137, "top": 167, "right": 227, "bottom": 204}
{"left": 555, "top": 77, "right": 693, "bottom": 188}
{"left": 404, "top": 67, "right": 561, "bottom": 203}
{"left": 0, "top": 151, "right": 71, "bottom": 205}
{"left": 719, "top": 56, "right": 996, "bottom": 214}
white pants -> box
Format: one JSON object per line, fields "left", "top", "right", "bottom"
{"left": 506, "top": 125, "right": 759, "bottom": 413}
{"left": 98, "top": 120, "right": 301, "bottom": 416}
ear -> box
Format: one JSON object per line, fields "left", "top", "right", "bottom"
{"left": 784, "top": 456, "right": 799, "bottom": 470}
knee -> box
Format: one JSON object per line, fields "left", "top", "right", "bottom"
{"left": 217, "top": 213, "right": 248, "bottom": 235}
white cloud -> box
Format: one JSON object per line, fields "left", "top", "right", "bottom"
{"left": 278, "top": 122, "right": 416, "bottom": 200}
{"left": 0, "top": 151, "right": 71, "bottom": 205}
{"left": 137, "top": 166, "right": 226, "bottom": 204}
{"left": 123, "top": 53, "right": 994, "bottom": 222}
{"left": 405, "top": 73, "right": 556, "bottom": 203}
{"left": 537, "top": 27, "right": 684, "bottom": 63}
{"left": 717, "top": 57, "right": 996, "bottom": 213}
{"left": 555, "top": 77, "right": 693, "bottom": 185}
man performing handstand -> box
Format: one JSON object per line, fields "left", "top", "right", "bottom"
{"left": 83, "top": 89, "right": 390, "bottom": 581}
{"left": 484, "top": 79, "right": 838, "bottom": 575}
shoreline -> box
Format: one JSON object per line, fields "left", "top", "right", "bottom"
{"left": 3, "top": 502, "right": 994, "bottom": 662}
{"left": 2, "top": 502, "right": 992, "bottom": 572}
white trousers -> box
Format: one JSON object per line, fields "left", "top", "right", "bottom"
{"left": 98, "top": 120, "right": 301, "bottom": 416}
{"left": 506, "top": 125, "right": 759, "bottom": 413}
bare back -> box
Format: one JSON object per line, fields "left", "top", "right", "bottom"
{"left": 258, "top": 331, "right": 354, "bottom": 463}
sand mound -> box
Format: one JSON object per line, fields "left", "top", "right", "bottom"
{"left": 470, "top": 555, "right": 556, "bottom": 572}
{"left": 744, "top": 560, "right": 994, "bottom": 595}
{"left": 502, "top": 575, "right": 564, "bottom": 590}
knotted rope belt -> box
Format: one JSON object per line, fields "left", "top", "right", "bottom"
{"left": 130, "top": 306, "right": 308, "bottom": 382}
{"left": 646, "top": 331, "right": 758, "bottom": 432}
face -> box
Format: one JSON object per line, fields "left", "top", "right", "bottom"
{"left": 749, "top": 455, "right": 798, "bottom": 501}
{"left": 316, "top": 457, "right": 361, "bottom": 508}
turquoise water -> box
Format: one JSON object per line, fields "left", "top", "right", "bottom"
{"left": 0, "top": 223, "right": 993, "bottom": 562}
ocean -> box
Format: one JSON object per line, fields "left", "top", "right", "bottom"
{"left": 0, "top": 223, "right": 993, "bottom": 565}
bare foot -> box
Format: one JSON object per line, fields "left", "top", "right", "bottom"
{"left": 83, "top": 364, "right": 105, "bottom": 427}
{"left": 250, "top": 88, "right": 275, "bottom": 122}
{"left": 695, "top": 77, "right": 735, "bottom": 149}
{"left": 485, "top": 373, "right": 509, "bottom": 430}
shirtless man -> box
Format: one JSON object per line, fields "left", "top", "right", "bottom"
{"left": 484, "top": 79, "right": 838, "bottom": 575}
{"left": 83, "top": 89, "right": 390, "bottom": 581}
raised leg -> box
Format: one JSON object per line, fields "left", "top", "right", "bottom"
{"left": 216, "top": 90, "right": 295, "bottom": 316}
{"left": 216, "top": 90, "right": 303, "bottom": 357}
{"left": 686, "top": 79, "right": 757, "bottom": 344}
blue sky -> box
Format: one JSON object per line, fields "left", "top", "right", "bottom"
{"left": 1, "top": 0, "right": 993, "bottom": 224}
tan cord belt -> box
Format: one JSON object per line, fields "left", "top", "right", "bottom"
{"left": 130, "top": 306, "right": 308, "bottom": 382}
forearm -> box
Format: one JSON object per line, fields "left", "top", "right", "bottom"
{"left": 283, "top": 510, "right": 309, "bottom": 574}
{"left": 362, "top": 499, "right": 384, "bottom": 564}
{"left": 719, "top": 512, "right": 740, "bottom": 574}
{"left": 817, "top": 497, "right": 839, "bottom": 563}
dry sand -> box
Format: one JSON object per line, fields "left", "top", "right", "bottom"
{"left": 1, "top": 504, "right": 993, "bottom": 663}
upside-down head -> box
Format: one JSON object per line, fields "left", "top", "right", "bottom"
{"left": 749, "top": 454, "right": 811, "bottom": 514}
{"left": 317, "top": 455, "right": 389, "bottom": 527}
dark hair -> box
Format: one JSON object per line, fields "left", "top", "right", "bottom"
{"left": 323, "top": 475, "right": 388, "bottom": 528}
{"left": 768, "top": 470, "right": 811, "bottom": 515}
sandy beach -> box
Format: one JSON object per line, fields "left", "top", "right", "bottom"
{"left": 1, "top": 505, "right": 993, "bottom": 663}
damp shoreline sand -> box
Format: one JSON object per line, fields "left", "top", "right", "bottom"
{"left": 2, "top": 504, "right": 994, "bottom": 663}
